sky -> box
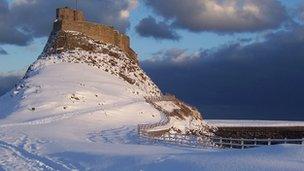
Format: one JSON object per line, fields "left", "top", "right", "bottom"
{"left": 0, "top": 0, "right": 304, "bottom": 120}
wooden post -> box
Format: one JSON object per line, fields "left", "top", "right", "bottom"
{"left": 230, "top": 137, "right": 232, "bottom": 148}
{"left": 268, "top": 138, "right": 271, "bottom": 146}
{"left": 219, "top": 138, "right": 223, "bottom": 148}
{"left": 241, "top": 138, "right": 244, "bottom": 149}
{"left": 173, "top": 134, "right": 177, "bottom": 143}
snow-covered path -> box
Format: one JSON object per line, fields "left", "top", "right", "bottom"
{"left": 0, "top": 98, "right": 146, "bottom": 128}
{"left": 0, "top": 139, "right": 74, "bottom": 171}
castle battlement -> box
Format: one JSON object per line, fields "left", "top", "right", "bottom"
{"left": 53, "top": 7, "right": 137, "bottom": 60}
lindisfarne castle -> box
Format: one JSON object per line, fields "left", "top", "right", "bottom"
{"left": 52, "top": 7, "right": 137, "bottom": 60}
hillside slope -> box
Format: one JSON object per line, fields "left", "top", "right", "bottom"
{"left": 0, "top": 27, "right": 303, "bottom": 171}
{"left": 0, "top": 30, "right": 211, "bottom": 134}
{"left": 0, "top": 30, "right": 219, "bottom": 170}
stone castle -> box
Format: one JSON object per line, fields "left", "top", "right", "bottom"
{"left": 53, "top": 7, "right": 136, "bottom": 59}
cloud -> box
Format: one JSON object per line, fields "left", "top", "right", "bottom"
{"left": 136, "top": 16, "right": 180, "bottom": 40}
{"left": 142, "top": 25, "right": 304, "bottom": 120}
{"left": 0, "top": 0, "right": 33, "bottom": 45}
{"left": 0, "top": 71, "right": 24, "bottom": 96}
{"left": 0, "top": 47, "right": 8, "bottom": 55}
{"left": 149, "top": 48, "right": 200, "bottom": 63}
{"left": 144, "top": 0, "right": 288, "bottom": 33}
{"left": 297, "top": 3, "right": 304, "bottom": 22}
{"left": 0, "top": 0, "right": 137, "bottom": 45}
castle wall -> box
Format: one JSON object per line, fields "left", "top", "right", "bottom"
{"left": 53, "top": 8, "right": 137, "bottom": 60}
{"left": 56, "top": 8, "right": 85, "bottom": 21}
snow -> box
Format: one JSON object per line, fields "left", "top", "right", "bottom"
{"left": 1, "top": 70, "right": 303, "bottom": 170}
{"left": 1, "top": 133, "right": 303, "bottom": 171}
{"left": 0, "top": 32, "right": 303, "bottom": 170}
{"left": 154, "top": 101, "right": 180, "bottom": 113}
{"left": 148, "top": 116, "right": 211, "bottom": 135}
{"left": 206, "top": 119, "right": 304, "bottom": 127}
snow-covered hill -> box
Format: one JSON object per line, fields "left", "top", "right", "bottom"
{"left": 0, "top": 29, "right": 225, "bottom": 170}
{"left": 0, "top": 30, "right": 210, "bottom": 133}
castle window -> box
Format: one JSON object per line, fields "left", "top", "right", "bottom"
{"left": 73, "top": 11, "right": 77, "bottom": 21}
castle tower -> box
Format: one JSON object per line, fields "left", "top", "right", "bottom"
{"left": 53, "top": 7, "right": 137, "bottom": 62}
{"left": 56, "top": 7, "right": 85, "bottom": 21}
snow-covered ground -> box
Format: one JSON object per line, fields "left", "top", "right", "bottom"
{"left": 206, "top": 119, "right": 304, "bottom": 127}
{"left": 0, "top": 62, "right": 303, "bottom": 170}
{"left": 0, "top": 32, "right": 303, "bottom": 170}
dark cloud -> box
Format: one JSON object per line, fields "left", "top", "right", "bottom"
{"left": 144, "top": 0, "right": 288, "bottom": 33}
{"left": 297, "top": 3, "right": 304, "bottom": 22}
{"left": 237, "top": 37, "right": 252, "bottom": 43}
{"left": 0, "top": 0, "right": 8, "bottom": 15}
{"left": 0, "top": 47, "right": 8, "bottom": 55}
{"left": 0, "top": 0, "right": 136, "bottom": 45}
{"left": 0, "top": 71, "right": 24, "bottom": 96}
{"left": 142, "top": 25, "right": 304, "bottom": 120}
{"left": 0, "top": 0, "right": 32, "bottom": 45}
{"left": 136, "top": 16, "right": 180, "bottom": 40}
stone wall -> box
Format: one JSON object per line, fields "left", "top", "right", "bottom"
{"left": 215, "top": 126, "right": 304, "bottom": 139}
{"left": 53, "top": 8, "right": 137, "bottom": 61}
{"left": 56, "top": 7, "right": 85, "bottom": 21}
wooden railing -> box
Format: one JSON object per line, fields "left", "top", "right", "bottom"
{"left": 212, "top": 137, "right": 304, "bottom": 149}
{"left": 139, "top": 131, "right": 215, "bottom": 148}
{"left": 138, "top": 96, "right": 173, "bottom": 135}
{"left": 138, "top": 128, "right": 304, "bottom": 149}
{"left": 139, "top": 95, "right": 214, "bottom": 147}
{"left": 139, "top": 95, "right": 304, "bottom": 149}
{"left": 139, "top": 132, "right": 304, "bottom": 149}
{"left": 137, "top": 117, "right": 170, "bottom": 134}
